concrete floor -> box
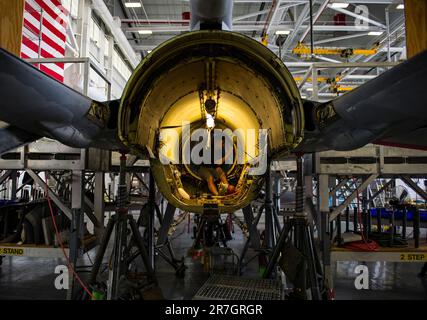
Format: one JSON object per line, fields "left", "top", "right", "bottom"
{"left": 0, "top": 215, "right": 426, "bottom": 300}
{"left": 333, "top": 261, "right": 427, "bottom": 300}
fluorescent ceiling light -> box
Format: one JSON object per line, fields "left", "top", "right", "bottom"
{"left": 330, "top": 3, "right": 350, "bottom": 8}
{"left": 396, "top": 4, "right": 404, "bottom": 9}
{"left": 275, "top": 30, "right": 290, "bottom": 35}
{"left": 125, "top": 2, "right": 142, "bottom": 8}
{"left": 138, "top": 30, "right": 153, "bottom": 35}
{"left": 368, "top": 31, "right": 383, "bottom": 36}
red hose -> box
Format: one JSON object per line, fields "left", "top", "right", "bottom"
{"left": 44, "top": 176, "right": 94, "bottom": 299}
{"left": 343, "top": 181, "right": 379, "bottom": 251}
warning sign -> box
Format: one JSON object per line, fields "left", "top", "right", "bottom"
{"left": 400, "top": 253, "right": 427, "bottom": 261}
{"left": 0, "top": 247, "right": 24, "bottom": 256}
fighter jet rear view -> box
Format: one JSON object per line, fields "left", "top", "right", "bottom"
{"left": 1, "top": 0, "right": 426, "bottom": 216}
{"left": 0, "top": 0, "right": 426, "bottom": 302}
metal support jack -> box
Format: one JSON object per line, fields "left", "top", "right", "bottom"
{"left": 239, "top": 160, "right": 282, "bottom": 274}
{"left": 89, "top": 153, "right": 159, "bottom": 300}
{"left": 264, "top": 154, "right": 327, "bottom": 300}
{"left": 259, "top": 159, "right": 281, "bottom": 250}
{"left": 147, "top": 170, "right": 156, "bottom": 270}
{"left": 153, "top": 201, "right": 186, "bottom": 277}
{"left": 192, "top": 206, "right": 227, "bottom": 248}
{"left": 133, "top": 172, "right": 186, "bottom": 277}
{"left": 189, "top": 204, "right": 239, "bottom": 274}
{"left": 238, "top": 205, "right": 262, "bottom": 273}
{"left": 68, "top": 170, "right": 84, "bottom": 300}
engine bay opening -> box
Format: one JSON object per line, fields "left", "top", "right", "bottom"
{"left": 119, "top": 30, "right": 304, "bottom": 213}
{"left": 153, "top": 76, "right": 268, "bottom": 211}
{"left": 156, "top": 119, "right": 263, "bottom": 209}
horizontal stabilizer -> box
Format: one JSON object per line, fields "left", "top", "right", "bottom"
{"left": 296, "top": 50, "right": 427, "bottom": 153}
{"left": 0, "top": 125, "right": 40, "bottom": 155}
{"left": 0, "top": 48, "right": 124, "bottom": 151}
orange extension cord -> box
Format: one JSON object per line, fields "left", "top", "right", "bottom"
{"left": 44, "top": 177, "right": 94, "bottom": 299}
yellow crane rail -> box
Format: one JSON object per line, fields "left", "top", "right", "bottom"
{"left": 292, "top": 43, "right": 378, "bottom": 58}
{"left": 294, "top": 76, "right": 341, "bottom": 83}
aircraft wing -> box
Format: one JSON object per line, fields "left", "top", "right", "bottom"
{"left": 0, "top": 125, "right": 40, "bottom": 154}
{"left": 296, "top": 49, "right": 427, "bottom": 153}
{"left": 0, "top": 48, "right": 125, "bottom": 154}
{"left": 2, "top": 45, "right": 427, "bottom": 158}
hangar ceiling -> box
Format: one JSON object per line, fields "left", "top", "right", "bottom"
{"left": 104, "top": 0, "right": 406, "bottom": 99}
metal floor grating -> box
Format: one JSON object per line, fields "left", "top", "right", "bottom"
{"left": 193, "top": 275, "right": 283, "bottom": 300}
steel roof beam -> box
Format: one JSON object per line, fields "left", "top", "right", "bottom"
{"left": 280, "top": 3, "right": 310, "bottom": 54}
{"left": 124, "top": 25, "right": 383, "bottom": 33}
{"left": 313, "top": 32, "right": 371, "bottom": 45}
{"left": 330, "top": 0, "right": 402, "bottom": 3}
{"left": 327, "top": 4, "right": 386, "bottom": 29}
{"left": 182, "top": 0, "right": 401, "bottom": 3}
{"left": 233, "top": 2, "right": 300, "bottom": 22}
{"left": 299, "top": 0, "right": 330, "bottom": 43}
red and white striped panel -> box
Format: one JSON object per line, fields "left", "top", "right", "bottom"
{"left": 21, "top": 0, "right": 69, "bottom": 82}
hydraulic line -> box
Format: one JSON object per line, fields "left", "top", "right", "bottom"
{"left": 44, "top": 176, "right": 94, "bottom": 299}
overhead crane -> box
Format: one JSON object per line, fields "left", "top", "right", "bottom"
{"left": 293, "top": 75, "right": 355, "bottom": 94}
{"left": 292, "top": 43, "right": 378, "bottom": 59}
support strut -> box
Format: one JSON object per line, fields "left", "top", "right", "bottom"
{"left": 89, "top": 153, "right": 158, "bottom": 300}
{"left": 264, "top": 154, "right": 327, "bottom": 300}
